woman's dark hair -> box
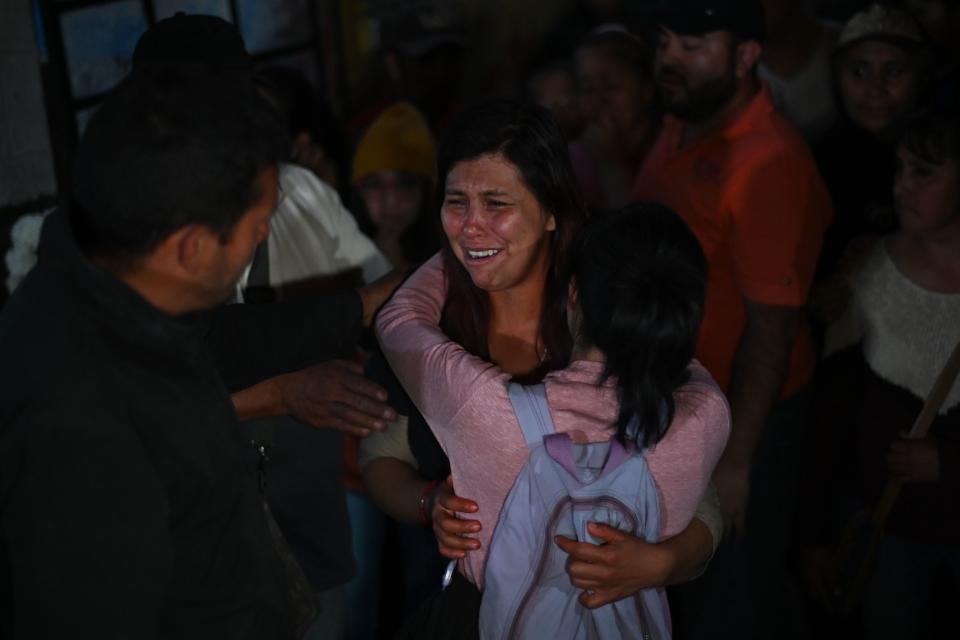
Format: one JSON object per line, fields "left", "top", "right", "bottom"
{"left": 573, "top": 202, "right": 707, "bottom": 448}
{"left": 900, "top": 106, "right": 960, "bottom": 165}
{"left": 436, "top": 99, "right": 589, "bottom": 378}
{"left": 70, "top": 63, "right": 285, "bottom": 265}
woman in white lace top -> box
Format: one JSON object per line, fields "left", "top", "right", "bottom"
{"left": 803, "top": 107, "right": 960, "bottom": 640}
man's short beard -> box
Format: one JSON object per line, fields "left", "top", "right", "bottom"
{"left": 660, "top": 60, "right": 738, "bottom": 123}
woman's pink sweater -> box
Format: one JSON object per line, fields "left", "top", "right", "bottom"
{"left": 376, "top": 256, "right": 730, "bottom": 587}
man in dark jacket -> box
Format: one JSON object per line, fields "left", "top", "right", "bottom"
{"left": 0, "top": 63, "right": 389, "bottom": 638}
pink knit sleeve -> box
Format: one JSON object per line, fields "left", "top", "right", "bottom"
{"left": 375, "top": 254, "right": 503, "bottom": 432}
{"left": 646, "top": 363, "right": 730, "bottom": 538}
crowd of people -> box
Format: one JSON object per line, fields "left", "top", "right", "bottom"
{"left": 1, "top": 0, "right": 959, "bottom": 639}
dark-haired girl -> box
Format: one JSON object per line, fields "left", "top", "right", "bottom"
{"left": 377, "top": 204, "right": 730, "bottom": 634}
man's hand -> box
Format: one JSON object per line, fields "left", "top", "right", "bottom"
{"left": 276, "top": 360, "right": 396, "bottom": 436}
{"left": 887, "top": 435, "right": 940, "bottom": 484}
{"left": 233, "top": 360, "right": 396, "bottom": 436}
{"left": 713, "top": 458, "right": 750, "bottom": 539}
{"left": 431, "top": 476, "right": 481, "bottom": 560}
{"left": 555, "top": 522, "right": 675, "bottom": 609}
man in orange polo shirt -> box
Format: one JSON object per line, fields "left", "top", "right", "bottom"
{"left": 634, "top": 1, "right": 831, "bottom": 637}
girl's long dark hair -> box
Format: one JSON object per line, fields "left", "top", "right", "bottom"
{"left": 436, "top": 100, "right": 589, "bottom": 379}
{"left": 572, "top": 203, "right": 707, "bottom": 448}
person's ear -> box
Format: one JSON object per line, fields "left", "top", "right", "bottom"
{"left": 734, "top": 40, "right": 762, "bottom": 79}
{"left": 546, "top": 212, "right": 557, "bottom": 232}
{"left": 291, "top": 131, "right": 314, "bottom": 161}
{"left": 168, "top": 224, "right": 218, "bottom": 275}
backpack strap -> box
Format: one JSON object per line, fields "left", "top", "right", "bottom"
{"left": 507, "top": 382, "right": 556, "bottom": 448}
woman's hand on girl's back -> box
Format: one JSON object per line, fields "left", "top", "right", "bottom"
{"left": 555, "top": 522, "right": 675, "bottom": 609}
{"left": 556, "top": 517, "right": 717, "bottom": 608}
{"left": 431, "top": 476, "right": 482, "bottom": 559}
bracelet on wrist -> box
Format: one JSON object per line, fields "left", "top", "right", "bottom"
{"left": 418, "top": 480, "right": 439, "bottom": 526}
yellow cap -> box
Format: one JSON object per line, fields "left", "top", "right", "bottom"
{"left": 351, "top": 102, "right": 436, "bottom": 183}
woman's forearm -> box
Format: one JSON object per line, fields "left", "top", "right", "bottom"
{"left": 557, "top": 513, "right": 717, "bottom": 609}
{"left": 362, "top": 457, "right": 432, "bottom": 525}
{"left": 660, "top": 516, "right": 716, "bottom": 585}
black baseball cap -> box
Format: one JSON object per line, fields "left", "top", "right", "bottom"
{"left": 656, "top": 0, "right": 765, "bottom": 43}
{"left": 132, "top": 12, "right": 252, "bottom": 73}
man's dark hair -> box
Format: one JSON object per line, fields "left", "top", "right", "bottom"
{"left": 132, "top": 12, "right": 252, "bottom": 74}
{"left": 70, "top": 63, "right": 285, "bottom": 265}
